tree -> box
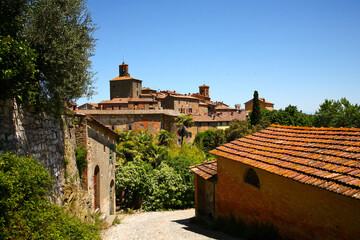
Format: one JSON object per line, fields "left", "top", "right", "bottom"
{"left": 0, "top": 0, "right": 97, "bottom": 116}
{"left": 261, "top": 105, "right": 313, "bottom": 127}
{"left": 157, "top": 130, "right": 175, "bottom": 147}
{"left": 250, "top": 90, "right": 261, "bottom": 125}
{"left": 225, "top": 119, "right": 253, "bottom": 142}
{"left": 0, "top": 0, "right": 39, "bottom": 104}
{"left": 314, "top": 98, "right": 360, "bottom": 128}
{"left": 194, "top": 129, "right": 225, "bottom": 152}
{"left": 25, "top": 0, "right": 97, "bottom": 115}
{"left": 175, "top": 115, "right": 194, "bottom": 144}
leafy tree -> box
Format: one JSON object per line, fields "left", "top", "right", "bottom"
{"left": 0, "top": 0, "right": 97, "bottom": 116}
{"left": 0, "top": 153, "right": 100, "bottom": 239}
{"left": 157, "top": 129, "right": 175, "bottom": 147}
{"left": 143, "top": 162, "right": 185, "bottom": 211}
{"left": 225, "top": 119, "right": 253, "bottom": 142}
{"left": 115, "top": 158, "right": 151, "bottom": 209}
{"left": 194, "top": 129, "right": 225, "bottom": 152}
{"left": 314, "top": 98, "right": 360, "bottom": 128}
{"left": 250, "top": 90, "right": 261, "bottom": 125}
{"left": 261, "top": 105, "right": 313, "bottom": 127}
{"left": 24, "top": 0, "right": 97, "bottom": 115}
{"left": 175, "top": 114, "right": 194, "bottom": 144}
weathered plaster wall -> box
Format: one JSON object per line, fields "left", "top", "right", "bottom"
{"left": 85, "top": 121, "right": 116, "bottom": 215}
{"left": 215, "top": 156, "right": 360, "bottom": 240}
{"left": 0, "top": 99, "right": 67, "bottom": 203}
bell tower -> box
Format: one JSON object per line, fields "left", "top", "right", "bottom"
{"left": 119, "top": 62, "right": 130, "bottom": 77}
{"left": 199, "top": 84, "right": 210, "bottom": 98}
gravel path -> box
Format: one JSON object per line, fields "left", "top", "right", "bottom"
{"left": 101, "top": 209, "right": 240, "bottom": 240}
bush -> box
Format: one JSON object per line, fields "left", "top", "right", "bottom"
{"left": 0, "top": 153, "right": 101, "bottom": 240}
{"left": 115, "top": 131, "right": 210, "bottom": 211}
{"left": 194, "top": 129, "right": 225, "bottom": 153}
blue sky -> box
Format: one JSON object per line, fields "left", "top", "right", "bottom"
{"left": 78, "top": 0, "right": 360, "bottom": 114}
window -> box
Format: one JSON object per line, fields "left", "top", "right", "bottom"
{"left": 207, "top": 122, "right": 210, "bottom": 126}
{"left": 244, "top": 168, "right": 260, "bottom": 188}
{"left": 109, "top": 148, "right": 114, "bottom": 164}
{"left": 189, "top": 108, "right": 192, "bottom": 113}
{"left": 140, "top": 123, "right": 144, "bottom": 128}
{"left": 103, "top": 145, "right": 106, "bottom": 152}
{"left": 128, "top": 124, "right": 132, "bottom": 130}
{"left": 111, "top": 125, "right": 115, "bottom": 130}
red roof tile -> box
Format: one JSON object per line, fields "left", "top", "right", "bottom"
{"left": 210, "top": 125, "right": 360, "bottom": 199}
{"left": 190, "top": 160, "right": 217, "bottom": 180}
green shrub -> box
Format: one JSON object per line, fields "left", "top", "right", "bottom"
{"left": 0, "top": 153, "right": 101, "bottom": 240}
{"left": 75, "top": 145, "right": 87, "bottom": 179}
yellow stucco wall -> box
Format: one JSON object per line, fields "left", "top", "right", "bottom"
{"left": 215, "top": 156, "right": 360, "bottom": 240}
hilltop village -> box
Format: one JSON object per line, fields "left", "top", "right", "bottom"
{"left": 77, "top": 62, "right": 274, "bottom": 142}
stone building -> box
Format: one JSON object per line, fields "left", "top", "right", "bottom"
{"left": 162, "top": 94, "right": 200, "bottom": 114}
{"left": 244, "top": 97, "right": 274, "bottom": 113}
{"left": 80, "top": 63, "right": 252, "bottom": 142}
{"left": 77, "top": 109, "right": 180, "bottom": 134}
{"left": 191, "top": 125, "right": 360, "bottom": 239}
{"left": 74, "top": 114, "right": 119, "bottom": 216}
{"left": 110, "top": 62, "right": 142, "bottom": 99}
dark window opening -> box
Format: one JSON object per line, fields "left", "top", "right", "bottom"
{"left": 244, "top": 168, "right": 260, "bottom": 188}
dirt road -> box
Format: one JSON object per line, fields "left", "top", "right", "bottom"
{"left": 101, "top": 209, "right": 240, "bottom": 240}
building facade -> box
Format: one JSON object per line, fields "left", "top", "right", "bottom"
{"left": 75, "top": 115, "right": 119, "bottom": 216}
{"left": 192, "top": 125, "right": 360, "bottom": 239}
{"left": 110, "top": 62, "right": 142, "bottom": 99}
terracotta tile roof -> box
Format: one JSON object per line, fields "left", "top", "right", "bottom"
{"left": 169, "top": 94, "right": 200, "bottom": 100}
{"left": 110, "top": 76, "right": 142, "bottom": 82}
{"left": 215, "top": 105, "right": 237, "bottom": 111}
{"left": 244, "top": 98, "right": 274, "bottom": 105}
{"left": 128, "top": 98, "right": 157, "bottom": 103}
{"left": 199, "top": 84, "right": 209, "bottom": 88}
{"left": 99, "top": 98, "right": 130, "bottom": 104}
{"left": 210, "top": 125, "right": 360, "bottom": 199}
{"left": 193, "top": 111, "right": 246, "bottom": 122}
{"left": 259, "top": 98, "right": 274, "bottom": 105}
{"left": 190, "top": 160, "right": 217, "bottom": 180}
{"left": 142, "top": 87, "right": 156, "bottom": 91}
{"left": 75, "top": 114, "right": 120, "bottom": 138}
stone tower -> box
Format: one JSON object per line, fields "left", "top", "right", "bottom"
{"left": 199, "top": 84, "right": 210, "bottom": 99}
{"left": 110, "top": 62, "right": 142, "bottom": 99}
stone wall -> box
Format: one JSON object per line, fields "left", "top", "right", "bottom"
{"left": 0, "top": 99, "right": 74, "bottom": 204}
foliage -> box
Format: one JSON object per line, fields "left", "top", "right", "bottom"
{"left": 175, "top": 114, "right": 194, "bottom": 144}
{"left": 157, "top": 129, "right": 175, "bottom": 147}
{"left": 115, "top": 158, "right": 151, "bottom": 209}
{"left": 194, "top": 129, "right": 225, "bottom": 152}
{"left": 250, "top": 90, "right": 261, "bottom": 125}
{"left": 115, "top": 131, "right": 209, "bottom": 211}
{"left": 116, "top": 130, "right": 168, "bottom": 167}
{"left": 0, "top": 153, "right": 100, "bottom": 240}
{"left": 75, "top": 145, "right": 88, "bottom": 179}
{"left": 0, "top": 0, "right": 96, "bottom": 116}
{"left": 0, "top": 35, "right": 39, "bottom": 104}
{"left": 261, "top": 105, "right": 313, "bottom": 127}
{"left": 225, "top": 119, "right": 254, "bottom": 142}
{"left": 313, "top": 98, "right": 360, "bottom": 128}
{"left": 143, "top": 162, "right": 185, "bottom": 211}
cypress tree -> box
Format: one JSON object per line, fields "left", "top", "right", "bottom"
{"left": 251, "top": 90, "right": 261, "bottom": 125}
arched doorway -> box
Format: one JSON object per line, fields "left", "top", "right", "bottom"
{"left": 109, "top": 180, "right": 115, "bottom": 215}
{"left": 94, "top": 166, "right": 100, "bottom": 210}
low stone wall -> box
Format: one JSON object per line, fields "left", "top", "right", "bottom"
{"left": 0, "top": 99, "right": 68, "bottom": 203}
